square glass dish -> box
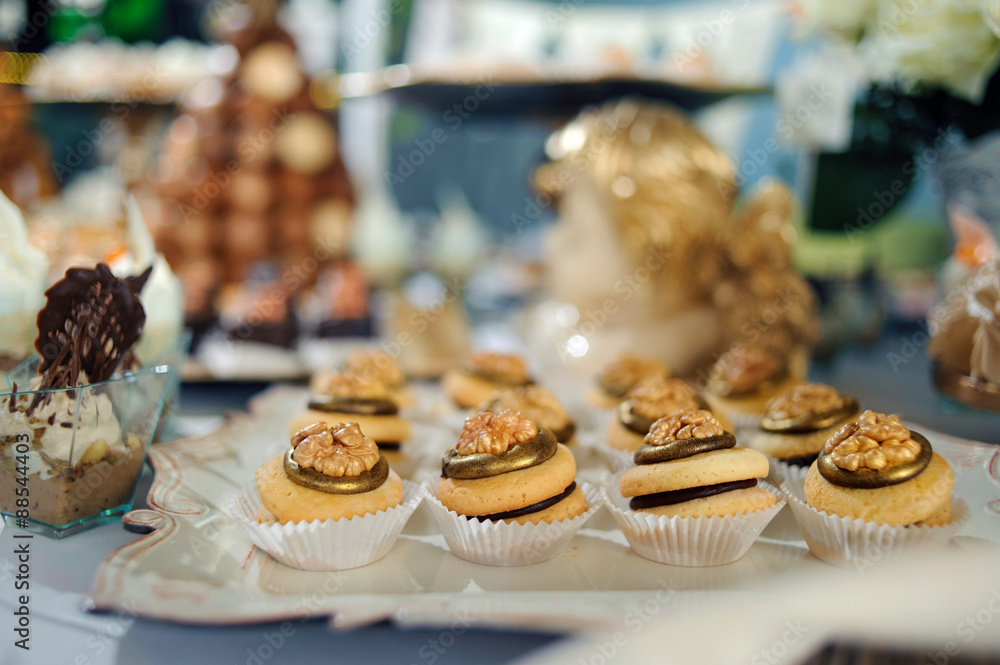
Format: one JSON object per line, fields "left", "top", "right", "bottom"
{"left": 0, "top": 357, "right": 173, "bottom": 538}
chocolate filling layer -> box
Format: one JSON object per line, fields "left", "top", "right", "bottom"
{"left": 307, "top": 396, "right": 399, "bottom": 416}
{"left": 377, "top": 442, "right": 402, "bottom": 451}
{"left": 633, "top": 433, "right": 735, "bottom": 465}
{"left": 284, "top": 449, "right": 389, "bottom": 494}
{"left": 442, "top": 428, "right": 557, "bottom": 479}
{"left": 552, "top": 420, "right": 577, "bottom": 444}
{"left": 628, "top": 479, "right": 757, "bottom": 510}
{"left": 817, "top": 431, "right": 933, "bottom": 489}
{"left": 469, "top": 482, "right": 578, "bottom": 522}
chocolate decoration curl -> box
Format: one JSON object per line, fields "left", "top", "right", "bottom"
{"left": 633, "top": 433, "right": 735, "bottom": 465}
{"left": 469, "top": 482, "right": 577, "bottom": 522}
{"left": 442, "top": 428, "right": 557, "bottom": 479}
{"left": 283, "top": 448, "right": 389, "bottom": 494}
{"left": 629, "top": 478, "right": 757, "bottom": 510}
{"left": 307, "top": 396, "right": 399, "bottom": 416}
{"left": 760, "top": 397, "right": 860, "bottom": 434}
{"left": 817, "top": 431, "right": 933, "bottom": 489}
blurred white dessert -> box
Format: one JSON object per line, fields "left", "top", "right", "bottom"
{"left": 0, "top": 189, "right": 48, "bottom": 370}
{"left": 110, "top": 196, "right": 184, "bottom": 362}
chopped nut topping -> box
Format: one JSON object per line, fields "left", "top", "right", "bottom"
{"left": 483, "top": 385, "right": 570, "bottom": 432}
{"left": 626, "top": 376, "right": 699, "bottom": 421}
{"left": 456, "top": 410, "right": 538, "bottom": 456}
{"left": 645, "top": 408, "right": 724, "bottom": 445}
{"left": 824, "top": 410, "right": 921, "bottom": 472}
{"left": 709, "top": 346, "right": 784, "bottom": 394}
{"left": 345, "top": 349, "right": 405, "bottom": 388}
{"left": 315, "top": 370, "right": 391, "bottom": 399}
{"left": 766, "top": 383, "right": 847, "bottom": 420}
{"left": 598, "top": 355, "right": 668, "bottom": 395}
{"left": 468, "top": 352, "right": 530, "bottom": 384}
{"left": 290, "top": 422, "right": 380, "bottom": 477}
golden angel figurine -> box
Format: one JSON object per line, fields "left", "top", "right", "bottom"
{"left": 526, "top": 98, "right": 818, "bottom": 378}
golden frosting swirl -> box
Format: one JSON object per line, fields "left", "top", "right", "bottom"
{"left": 290, "top": 422, "right": 380, "bottom": 477}
{"left": 645, "top": 408, "right": 723, "bottom": 445}
{"left": 467, "top": 351, "right": 530, "bottom": 385}
{"left": 709, "top": 346, "right": 784, "bottom": 395}
{"left": 765, "top": 383, "right": 848, "bottom": 420}
{"left": 314, "top": 370, "right": 391, "bottom": 400}
{"left": 598, "top": 354, "right": 669, "bottom": 397}
{"left": 345, "top": 349, "right": 406, "bottom": 388}
{"left": 823, "top": 410, "right": 921, "bottom": 472}
{"left": 481, "top": 385, "right": 570, "bottom": 433}
{"left": 456, "top": 410, "right": 538, "bottom": 456}
{"left": 626, "top": 376, "right": 699, "bottom": 421}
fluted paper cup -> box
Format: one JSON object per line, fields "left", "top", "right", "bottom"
{"left": 766, "top": 455, "right": 811, "bottom": 490}
{"left": 230, "top": 480, "right": 422, "bottom": 571}
{"left": 604, "top": 476, "right": 784, "bottom": 567}
{"left": 780, "top": 480, "right": 968, "bottom": 569}
{"left": 420, "top": 480, "right": 599, "bottom": 566}
{"left": 596, "top": 442, "right": 636, "bottom": 473}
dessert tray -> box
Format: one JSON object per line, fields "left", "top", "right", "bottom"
{"left": 85, "top": 385, "right": 1000, "bottom": 632}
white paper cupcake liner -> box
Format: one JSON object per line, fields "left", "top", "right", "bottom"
{"left": 604, "top": 477, "right": 785, "bottom": 567}
{"left": 780, "top": 480, "right": 969, "bottom": 570}
{"left": 725, "top": 410, "right": 764, "bottom": 430}
{"left": 420, "top": 480, "right": 600, "bottom": 566}
{"left": 596, "top": 442, "right": 636, "bottom": 473}
{"left": 229, "top": 480, "right": 422, "bottom": 571}
{"left": 767, "top": 456, "right": 811, "bottom": 490}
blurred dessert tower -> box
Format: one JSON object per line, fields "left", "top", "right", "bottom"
{"left": 147, "top": 0, "right": 359, "bottom": 345}
{"left": 0, "top": 82, "right": 56, "bottom": 210}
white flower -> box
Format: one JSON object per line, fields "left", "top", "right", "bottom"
{"left": 866, "top": 0, "right": 1000, "bottom": 102}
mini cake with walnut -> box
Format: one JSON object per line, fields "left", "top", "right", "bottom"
{"left": 606, "top": 376, "right": 730, "bottom": 452}
{"left": 438, "top": 410, "right": 587, "bottom": 524}
{"left": 619, "top": 409, "right": 775, "bottom": 518}
{"left": 804, "top": 410, "right": 954, "bottom": 527}
{"left": 290, "top": 370, "right": 411, "bottom": 462}
{"left": 750, "top": 383, "right": 859, "bottom": 469}
{"left": 442, "top": 352, "right": 533, "bottom": 409}
{"left": 703, "top": 346, "right": 799, "bottom": 426}
{"left": 479, "top": 385, "right": 577, "bottom": 446}
{"left": 587, "top": 354, "right": 669, "bottom": 409}
{"left": 256, "top": 421, "right": 403, "bottom": 523}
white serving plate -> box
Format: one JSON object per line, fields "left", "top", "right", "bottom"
{"left": 85, "top": 385, "right": 1000, "bottom": 632}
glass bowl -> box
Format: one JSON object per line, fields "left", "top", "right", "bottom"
{"left": 0, "top": 358, "right": 173, "bottom": 538}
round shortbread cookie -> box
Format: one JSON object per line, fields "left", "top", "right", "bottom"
{"left": 441, "top": 369, "right": 511, "bottom": 409}
{"left": 504, "top": 485, "right": 588, "bottom": 524}
{"left": 606, "top": 416, "right": 645, "bottom": 452}
{"left": 703, "top": 374, "right": 799, "bottom": 416}
{"left": 288, "top": 411, "right": 412, "bottom": 444}
{"left": 803, "top": 452, "right": 954, "bottom": 526}
{"left": 438, "top": 443, "right": 577, "bottom": 516}
{"left": 256, "top": 454, "right": 403, "bottom": 523}
{"left": 635, "top": 486, "right": 777, "bottom": 519}
{"left": 619, "top": 447, "right": 770, "bottom": 498}
{"left": 749, "top": 418, "right": 851, "bottom": 460}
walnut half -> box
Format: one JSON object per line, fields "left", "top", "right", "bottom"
{"left": 626, "top": 376, "right": 699, "bottom": 421}
{"left": 823, "top": 410, "right": 921, "bottom": 472}
{"left": 645, "top": 408, "right": 723, "bottom": 446}
{"left": 291, "top": 422, "right": 380, "bottom": 477}
{"left": 766, "top": 383, "right": 846, "bottom": 420}
{"left": 456, "top": 410, "right": 538, "bottom": 456}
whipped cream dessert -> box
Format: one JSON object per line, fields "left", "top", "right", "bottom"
{"left": 0, "top": 263, "right": 151, "bottom": 528}
{"left": 110, "top": 196, "right": 184, "bottom": 362}
{"left": 0, "top": 190, "right": 49, "bottom": 365}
